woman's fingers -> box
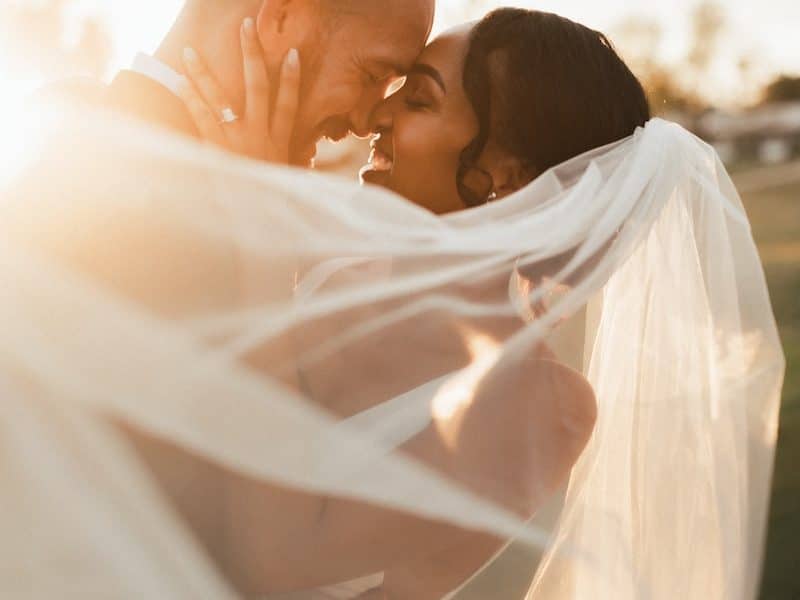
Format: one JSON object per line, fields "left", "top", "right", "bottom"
{"left": 178, "top": 33, "right": 297, "bottom": 164}
{"left": 241, "top": 17, "right": 271, "bottom": 134}
{"left": 271, "top": 49, "right": 302, "bottom": 148}
{"left": 182, "top": 47, "right": 232, "bottom": 118}
{"left": 178, "top": 82, "right": 228, "bottom": 148}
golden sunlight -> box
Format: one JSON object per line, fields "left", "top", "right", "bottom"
{"left": 0, "top": 80, "right": 41, "bottom": 187}
{"left": 431, "top": 329, "right": 502, "bottom": 446}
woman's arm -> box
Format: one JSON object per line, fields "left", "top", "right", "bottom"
{"left": 218, "top": 358, "right": 596, "bottom": 596}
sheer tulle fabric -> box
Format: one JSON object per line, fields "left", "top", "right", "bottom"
{"left": 0, "top": 104, "right": 783, "bottom": 599}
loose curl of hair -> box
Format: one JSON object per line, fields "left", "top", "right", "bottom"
{"left": 456, "top": 9, "right": 652, "bottom": 208}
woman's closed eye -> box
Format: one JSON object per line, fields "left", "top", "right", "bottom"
{"left": 401, "top": 79, "right": 435, "bottom": 111}
{"left": 404, "top": 96, "right": 431, "bottom": 111}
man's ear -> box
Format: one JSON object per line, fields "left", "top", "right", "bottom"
{"left": 257, "top": 0, "right": 316, "bottom": 57}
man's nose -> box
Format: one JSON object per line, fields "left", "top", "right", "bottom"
{"left": 368, "top": 96, "right": 394, "bottom": 134}
{"left": 348, "top": 85, "right": 391, "bottom": 138}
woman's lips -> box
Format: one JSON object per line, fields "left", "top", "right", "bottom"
{"left": 360, "top": 135, "right": 394, "bottom": 187}
{"left": 366, "top": 134, "right": 394, "bottom": 172}
{"left": 368, "top": 146, "right": 394, "bottom": 172}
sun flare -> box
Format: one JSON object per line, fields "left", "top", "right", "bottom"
{"left": 431, "top": 329, "right": 502, "bottom": 444}
{"left": 0, "top": 74, "right": 46, "bottom": 189}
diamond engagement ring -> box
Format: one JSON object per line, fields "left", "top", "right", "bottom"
{"left": 219, "top": 107, "right": 239, "bottom": 124}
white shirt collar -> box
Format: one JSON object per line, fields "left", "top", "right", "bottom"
{"left": 131, "top": 53, "right": 188, "bottom": 98}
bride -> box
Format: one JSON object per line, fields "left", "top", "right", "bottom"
{"left": 0, "top": 7, "right": 783, "bottom": 600}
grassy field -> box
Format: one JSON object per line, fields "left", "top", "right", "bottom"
{"left": 739, "top": 172, "right": 800, "bottom": 600}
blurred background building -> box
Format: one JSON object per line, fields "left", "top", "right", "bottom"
{"left": 0, "top": 1, "right": 797, "bottom": 598}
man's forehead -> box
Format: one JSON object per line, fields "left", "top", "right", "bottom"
{"left": 361, "top": 41, "right": 423, "bottom": 73}
{"left": 362, "top": 0, "right": 434, "bottom": 21}
{"left": 367, "top": 5, "right": 434, "bottom": 60}
{"left": 350, "top": 0, "right": 434, "bottom": 40}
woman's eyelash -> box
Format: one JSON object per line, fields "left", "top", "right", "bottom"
{"left": 404, "top": 98, "right": 429, "bottom": 110}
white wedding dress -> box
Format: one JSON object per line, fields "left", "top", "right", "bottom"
{"left": 0, "top": 101, "right": 784, "bottom": 600}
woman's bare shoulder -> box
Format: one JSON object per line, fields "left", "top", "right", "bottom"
{"left": 532, "top": 358, "right": 597, "bottom": 428}
{"left": 447, "top": 351, "right": 597, "bottom": 511}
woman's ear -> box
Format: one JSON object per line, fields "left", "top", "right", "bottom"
{"left": 479, "top": 145, "right": 537, "bottom": 200}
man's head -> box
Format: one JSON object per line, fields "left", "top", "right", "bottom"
{"left": 255, "top": 0, "right": 435, "bottom": 164}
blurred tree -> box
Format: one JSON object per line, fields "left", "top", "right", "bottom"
{"left": 614, "top": 17, "right": 662, "bottom": 61}
{"left": 611, "top": 1, "right": 768, "bottom": 114}
{"left": 610, "top": 17, "right": 694, "bottom": 116}
{"left": 762, "top": 75, "right": 800, "bottom": 104}
{"left": 434, "top": 0, "right": 491, "bottom": 32}
{"left": 686, "top": 1, "right": 726, "bottom": 79}
{"left": 683, "top": 0, "right": 728, "bottom": 110}
{"left": 0, "top": 0, "right": 111, "bottom": 79}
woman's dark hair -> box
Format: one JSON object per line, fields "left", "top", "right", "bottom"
{"left": 457, "top": 9, "right": 651, "bottom": 207}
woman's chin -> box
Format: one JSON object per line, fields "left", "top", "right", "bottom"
{"left": 359, "top": 166, "right": 393, "bottom": 189}
{"left": 291, "top": 141, "right": 318, "bottom": 168}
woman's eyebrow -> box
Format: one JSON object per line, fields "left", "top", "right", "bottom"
{"left": 408, "top": 63, "right": 447, "bottom": 93}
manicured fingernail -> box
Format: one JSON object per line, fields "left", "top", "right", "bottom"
{"left": 243, "top": 17, "right": 255, "bottom": 35}
{"left": 183, "top": 47, "right": 198, "bottom": 63}
{"left": 286, "top": 48, "right": 299, "bottom": 71}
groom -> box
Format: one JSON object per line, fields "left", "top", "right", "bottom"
{"left": 107, "top": 0, "right": 435, "bottom": 166}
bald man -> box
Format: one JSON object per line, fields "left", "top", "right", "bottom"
{"left": 107, "top": 0, "right": 435, "bottom": 165}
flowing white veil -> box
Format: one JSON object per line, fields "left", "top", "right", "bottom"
{"left": 0, "top": 102, "right": 784, "bottom": 600}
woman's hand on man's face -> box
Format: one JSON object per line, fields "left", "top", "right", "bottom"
{"left": 179, "top": 17, "right": 301, "bottom": 164}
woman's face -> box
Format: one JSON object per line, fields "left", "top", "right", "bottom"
{"left": 360, "top": 26, "right": 480, "bottom": 215}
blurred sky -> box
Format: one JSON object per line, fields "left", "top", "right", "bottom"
{"left": 93, "top": 0, "right": 798, "bottom": 77}
{"left": 0, "top": 0, "right": 796, "bottom": 180}
{"left": 0, "top": 0, "right": 797, "bottom": 108}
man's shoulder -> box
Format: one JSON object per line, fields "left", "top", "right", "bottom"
{"left": 33, "top": 76, "right": 109, "bottom": 108}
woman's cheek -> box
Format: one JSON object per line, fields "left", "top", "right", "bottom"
{"left": 393, "top": 114, "right": 467, "bottom": 212}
